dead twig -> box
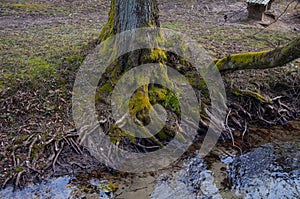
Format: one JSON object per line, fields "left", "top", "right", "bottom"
{"left": 2, "top": 175, "right": 13, "bottom": 188}
{"left": 11, "top": 150, "right": 16, "bottom": 167}
{"left": 52, "top": 142, "right": 64, "bottom": 172}
{"left": 44, "top": 137, "right": 55, "bottom": 146}
{"left": 15, "top": 170, "right": 25, "bottom": 188}
{"left": 28, "top": 137, "right": 38, "bottom": 160}
{"left": 242, "top": 121, "right": 247, "bottom": 141}
{"left": 225, "top": 109, "right": 235, "bottom": 146}
{"left": 68, "top": 137, "right": 83, "bottom": 155}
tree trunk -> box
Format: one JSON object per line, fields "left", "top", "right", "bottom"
{"left": 97, "top": 0, "right": 171, "bottom": 149}
{"left": 98, "top": 0, "right": 160, "bottom": 71}
{"left": 98, "top": 0, "right": 159, "bottom": 42}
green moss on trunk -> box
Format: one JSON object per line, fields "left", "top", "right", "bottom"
{"left": 98, "top": 0, "right": 115, "bottom": 42}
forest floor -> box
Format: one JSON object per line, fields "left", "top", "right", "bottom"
{"left": 0, "top": 0, "right": 300, "bottom": 196}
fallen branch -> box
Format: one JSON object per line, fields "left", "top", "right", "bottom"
{"left": 15, "top": 171, "right": 25, "bottom": 188}
{"left": 52, "top": 142, "right": 64, "bottom": 172}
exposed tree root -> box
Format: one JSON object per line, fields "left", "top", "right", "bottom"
{"left": 1, "top": 130, "right": 86, "bottom": 189}
{"left": 216, "top": 36, "right": 300, "bottom": 73}
{"left": 232, "top": 88, "right": 272, "bottom": 103}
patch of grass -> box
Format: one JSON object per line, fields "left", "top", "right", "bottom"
{"left": 0, "top": 23, "right": 100, "bottom": 93}
{"left": 1, "top": 0, "right": 109, "bottom": 18}
{"left": 161, "top": 22, "right": 180, "bottom": 30}
{"left": 197, "top": 25, "right": 295, "bottom": 58}
{"left": 10, "top": 3, "right": 47, "bottom": 10}
{"left": 15, "top": 166, "right": 24, "bottom": 173}
{"left": 27, "top": 57, "right": 56, "bottom": 78}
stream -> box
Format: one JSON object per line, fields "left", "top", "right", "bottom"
{"left": 1, "top": 122, "right": 299, "bottom": 199}
{"left": 151, "top": 141, "right": 300, "bottom": 199}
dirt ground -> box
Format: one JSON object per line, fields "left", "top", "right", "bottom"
{"left": 0, "top": 0, "right": 299, "bottom": 195}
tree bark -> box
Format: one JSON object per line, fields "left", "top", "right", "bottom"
{"left": 97, "top": 0, "right": 167, "bottom": 147}
{"left": 98, "top": 0, "right": 159, "bottom": 42}
{"left": 98, "top": 0, "right": 160, "bottom": 71}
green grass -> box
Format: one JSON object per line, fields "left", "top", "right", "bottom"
{"left": 161, "top": 22, "right": 180, "bottom": 30}
{"left": 0, "top": 0, "right": 110, "bottom": 94}
{"left": 10, "top": 3, "right": 47, "bottom": 10}
{"left": 197, "top": 25, "right": 296, "bottom": 58}
{"left": 0, "top": 23, "right": 100, "bottom": 92}
{"left": 0, "top": 0, "right": 109, "bottom": 18}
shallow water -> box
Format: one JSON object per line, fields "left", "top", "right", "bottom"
{"left": 151, "top": 141, "right": 300, "bottom": 199}
{"left": 151, "top": 156, "right": 223, "bottom": 199}
{"left": 0, "top": 176, "right": 74, "bottom": 199}
{"left": 227, "top": 142, "right": 300, "bottom": 199}
{"left": 0, "top": 176, "right": 114, "bottom": 199}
